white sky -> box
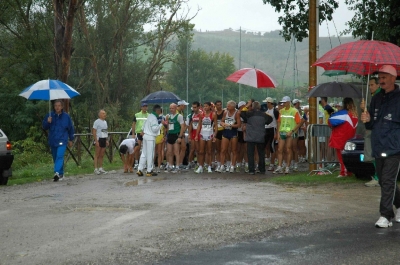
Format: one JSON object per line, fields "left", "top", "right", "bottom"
{"left": 187, "top": 0, "right": 354, "bottom": 37}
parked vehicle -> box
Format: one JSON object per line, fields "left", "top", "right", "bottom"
{"left": 342, "top": 134, "right": 375, "bottom": 179}
{"left": 0, "top": 129, "right": 14, "bottom": 185}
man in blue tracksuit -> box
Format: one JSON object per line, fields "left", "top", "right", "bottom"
{"left": 362, "top": 65, "right": 400, "bottom": 228}
{"left": 42, "top": 100, "right": 75, "bottom": 181}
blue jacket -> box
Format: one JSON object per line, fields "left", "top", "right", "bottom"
{"left": 365, "top": 85, "right": 400, "bottom": 157}
{"left": 42, "top": 111, "right": 75, "bottom": 147}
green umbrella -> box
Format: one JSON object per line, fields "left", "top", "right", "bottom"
{"left": 322, "top": 70, "right": 358, "bottom": 77}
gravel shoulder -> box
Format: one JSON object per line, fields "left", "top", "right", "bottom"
{"left": 0, "top": 169, "right": 380, "bottom": 265}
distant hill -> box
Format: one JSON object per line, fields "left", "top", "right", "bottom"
{"left": 192, "top": 29, "right": 357, "bottom": 92}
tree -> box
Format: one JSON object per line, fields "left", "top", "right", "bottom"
{"left": 262, "top": 0, "right": 400, "bottom": 46}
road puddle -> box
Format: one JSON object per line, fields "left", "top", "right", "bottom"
{"left": 124, "top": 177, "right": 167, "bottom": 187}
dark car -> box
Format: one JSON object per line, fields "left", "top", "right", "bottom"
{"left": 0, "top": 129, "right": 14, "bottom": 185}
{"left": 342, "top": 134, "right": 375, "bottom": 179}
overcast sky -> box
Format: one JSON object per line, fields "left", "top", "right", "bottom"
{"left": 187, "top": 0, "right": 354, "bottom": 37}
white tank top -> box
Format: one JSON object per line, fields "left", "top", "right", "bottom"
{"left": 200, "top": 112, "right": 214, "bottom": 137}
{"left": 265, "top": 108, "right": 277, "bottom": 129}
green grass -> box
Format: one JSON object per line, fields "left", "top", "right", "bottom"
{"left": 7, "top": 156, "right": 123, "bottom": 185}
{"left": 266, "top": 171, "right": 365, "bottom": 185}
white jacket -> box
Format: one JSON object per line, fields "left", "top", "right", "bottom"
{"left": 142, "top": 113, "right": 162, "bottom": 138}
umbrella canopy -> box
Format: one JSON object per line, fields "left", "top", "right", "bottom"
{"left": 19, "top": 79, "right": 80, "bottom": 100}
{"left": 140, "top": 91, "right": 181, "bottom": 104}
{"left": 312, "top": 40, "right": 400, "bottom": 76}
{"left": 306, "top": 81, "right": 362, "bottom": 98}
{"left": 226, "top": 68, "right": 278, "bottom": 88}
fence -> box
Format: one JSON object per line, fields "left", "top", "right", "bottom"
{"left": 65, "top": 132, "right": 129, "bottom": 166}
{"left": 306, "top": 124, "right": 338, "bottom": 175}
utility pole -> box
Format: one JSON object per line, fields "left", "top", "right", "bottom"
{"left": 239, "top": 27, "right": 242, "bottom": 101}
{"left": 309, "top": 0, "right": 318, "bottom": 171}
{"left": 186, "top": 38, "right": 189, "bottom": 114}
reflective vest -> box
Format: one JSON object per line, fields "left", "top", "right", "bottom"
{"left": 279, "top": 107, "right": 298, "bottom": 133}
{"left": 134, "top": 112, "right": 148, "bottom": 133}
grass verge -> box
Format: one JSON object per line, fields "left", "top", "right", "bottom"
{"left": 266, "top": 172, "right": 365, "bottom": 185}
{"left": 8, "top": 157, "right": 123, "bottom": 186}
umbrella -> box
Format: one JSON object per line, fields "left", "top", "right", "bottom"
{"left": 312, "top": 40, "right": 400, "bottom": 76}
{"left": 19, "top": 79, "right": 80, "bottom": 113}
{"left": 140, "top": 90, "right": 181, "bottom": 104}
{"left": 226, "top": 68, "right": 278, "bottom": 88}
{"left": 306, "top": 81, "right": 362, "bottom": 98}
{"left": 322, "top": 70, "right": 358, "bottom": 77}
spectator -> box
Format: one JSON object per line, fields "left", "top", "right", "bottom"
{"left": 93, "top": 109, "right": 109, "bottom": 175}
{"left": 361, "top": 65, "right": 400, "bottom": 228}
{"left": 132, "top": 103, "right": 149, "bottom": 169}
{"left": 328, "top": 98, "right": 358, "bottom": 178}
{"left": 42, "top": 100, "right": 75, "bottom": 181}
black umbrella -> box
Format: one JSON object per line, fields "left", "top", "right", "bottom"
{"left": 306, "top": 81, "right": 362, "bottom": 98}
{"left": 140, "top": 91, "right": 181, "bottom": 104}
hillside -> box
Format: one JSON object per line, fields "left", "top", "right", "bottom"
{"left": 192, "top": 29, "right": 357, "bottom": 94}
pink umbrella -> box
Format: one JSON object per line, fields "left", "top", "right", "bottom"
{"left": 226, "top": 68, "right": 278, "bottom": 88}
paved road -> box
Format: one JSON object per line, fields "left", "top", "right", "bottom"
{"left": 162, "top": 217, "right": 400, "bottom": 265}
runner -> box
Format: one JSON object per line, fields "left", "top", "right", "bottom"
{"left": 188, "top": 101, "right": 203, "bottom": 170}
{"left": 165, "top": 103, "right": 185, "bottom": 173}
{"left": 214, "top": 100, "right": 226, "bottom": 172}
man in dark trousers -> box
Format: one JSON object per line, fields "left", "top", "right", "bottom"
{"left": 242, "top": 101, "right": 272, "bottom": 175}
{"left": 361, "top": 65, "right": 400, "bottom": 228}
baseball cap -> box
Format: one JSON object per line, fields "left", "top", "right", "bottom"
{"left": 238, "top": 101, "right": 246, "bottom": 108}
{"left": 177, "top": 100, "right": 189, "bottom": 106}
{"left": 141, "top": 102, "right": 148, "bottom": 107}
{"left": 281, "top": 96, "right": 291, "bottom": 103}
{"left": 292, "top": 99, "right": 302, "bottom": 104}
{"left": 263, "top": 97, "right": 274, "bottom": 103}
{"left": 378, "top": 65, "right": 397, "bottom": 77}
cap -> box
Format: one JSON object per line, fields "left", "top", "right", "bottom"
{"left": 177, "top": 100, "right": 189, "bottom": 106}
{"left": 378, "top": 65, "right": 397, "bottom": 77}
{"left": 238, "top": 101, "right": 246, "bottom": 108}
{"left": 263, "top": 97, "right": 274, "bottom": 103}
{"left": 292, "top": 99, "right": 302, "bottom": 104}
{"left": 281, "top": 96, "right": 291, "bottom": 103}
{"left": 141, "top": 102, "right": 148, "bottom": 107}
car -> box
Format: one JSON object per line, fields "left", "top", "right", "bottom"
{"left": 342, "top": 134, "right": 375, "bottom": 179}
{"left": 0, "top": 129, "right": 14, "bottom": 185}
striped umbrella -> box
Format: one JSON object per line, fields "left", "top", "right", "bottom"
{"left": 226, "top": 68, "right": 278, "bottom": 88}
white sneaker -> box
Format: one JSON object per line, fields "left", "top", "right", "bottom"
{"left": 229, "top": 166, "right": 235, "bottom": 173}
{"left": 98, "top": 168, "right": 107, "bottom": 174}
{"left": 267, "top": 165, "right": 274, "bottom": 171}
{"left": 195, "top": 166, "right": 203, "bottom": 174}
{"left": 365, "top": 178, "right": 380, "bottom": 187}
{"left": 375, "top": 216, "right": 392, "bottom": 228}
{"left": 94, "top": 169, "right": 100, "bottom": 175}
{"left": 215, "top": 165, "right": 221, "bottom": 173}
{"left": 207, "top": 166, "right": 212, "bottom": 173}
{"left": 219, "top": 165, "right": 225, "bottom": 173}
{"left": 273, "top": 166, "right": 283, "bottom": 174}
{"left": 396, "top": 208, "right": 400, "bottom": 223}
{"left": 284, "top": 167, "right": 290, "bottom": 174}
{"left": 225, "top": 165, "right": 230, "bottom": 172}
{"left": 293, "top": 163, "right": 298, "bottom": 172}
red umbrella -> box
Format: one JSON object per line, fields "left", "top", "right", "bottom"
{"left": 226, "top": 68, "right": 278, "bottom": 88}
{"left": 312, "top": 40, "right": 400, "bottom": 76}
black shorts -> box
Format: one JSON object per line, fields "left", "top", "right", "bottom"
{"left": 264, "top": 128, "right": 275, "bottom": 153}
{"left": 216, "top": 130, "right": 223, "bottom": 140}
{"left": 298, "top": 136, "right": 305, "bottom": 141}
{"left": 238, "top": 131, "right": 246, "bottom": 143}
{"left": 136, "top": 133, "right": 143, "bottom": 141}
{"left": 167, "top": 133, "right": 179, "bottom": 145}
{"left": 98, "top": 138, "right": 107, "bottom": 148}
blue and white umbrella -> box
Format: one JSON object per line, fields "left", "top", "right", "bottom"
{"left": 19, "top": 79, "right": 80, "bottom": 113}
{"left": 19, "top": 79, "right": 80, "bottom": 100}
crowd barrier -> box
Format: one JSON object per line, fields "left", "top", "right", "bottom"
{"left": 306, "top": 124, "right": 339, "bottom": 175}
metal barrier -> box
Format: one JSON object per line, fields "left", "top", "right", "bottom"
{"left": 65, "top": 132, "right": 129, "bottom": 166}
{"left": 306, "top": 124, "right": 338, "bottom": 175}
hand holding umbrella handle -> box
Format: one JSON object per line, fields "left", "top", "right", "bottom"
{"left": 47, "top": 116, "right": 52, "bottom": 123}
{"left": 360, "top": 98, "right": 365, "bottom": 111}
{"left": 361, "top": 111, "right": 370, "bottom": 123}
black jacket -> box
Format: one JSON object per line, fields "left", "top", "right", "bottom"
{"left": 365, "top": 84, "right": 400, "bottom": 157}
{"left": 242, "top": 110, "right": 272, "bottom": 143}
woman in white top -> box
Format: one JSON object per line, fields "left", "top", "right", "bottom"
{"left": 93, "top": 109, "right": 109, "bottom": 175}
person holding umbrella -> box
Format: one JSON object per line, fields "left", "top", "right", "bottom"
{"left": 361, "top": 65, "right": 400, "bottom": 228}
{"left": 42, "top": 100, "right": 75, "bottom": 181}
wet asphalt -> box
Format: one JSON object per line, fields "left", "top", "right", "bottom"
{"left": 161, "top": 216, "right": 400, "bottom": 265}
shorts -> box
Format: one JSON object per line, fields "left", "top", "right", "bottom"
{"left": 200, "top": 134, "right": 213, "bottom": 141}
{"left": 190, "top": 130, "right": 198, "bottom": 141}
{"left": 238, "top": 131, "right": 246, "bottom": 143}
{"left": 298, "top": 136, "right": 305, "bottom": 141}
{"left": 216, "top": 130, "right": 223, "bottom": 140}
{"left": 98, "top": 138, "right": 107, "bottom": 148}
{"left": 222, "top": 129, "right": 238, "bottom": 140}
{"left": 265, "top": 128, "right": 275, "bottom": 153}
{"left": 155, "top": 134, "right": 164, "bottom": 145}
{"left": 136, "top": 133, "right": 143, "bottom": 141}
{"left": 279, "top": 132, "right": 298, "bottom": 140}
{"left": 167, "top": 133, "right": 179, "bottom": 145}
